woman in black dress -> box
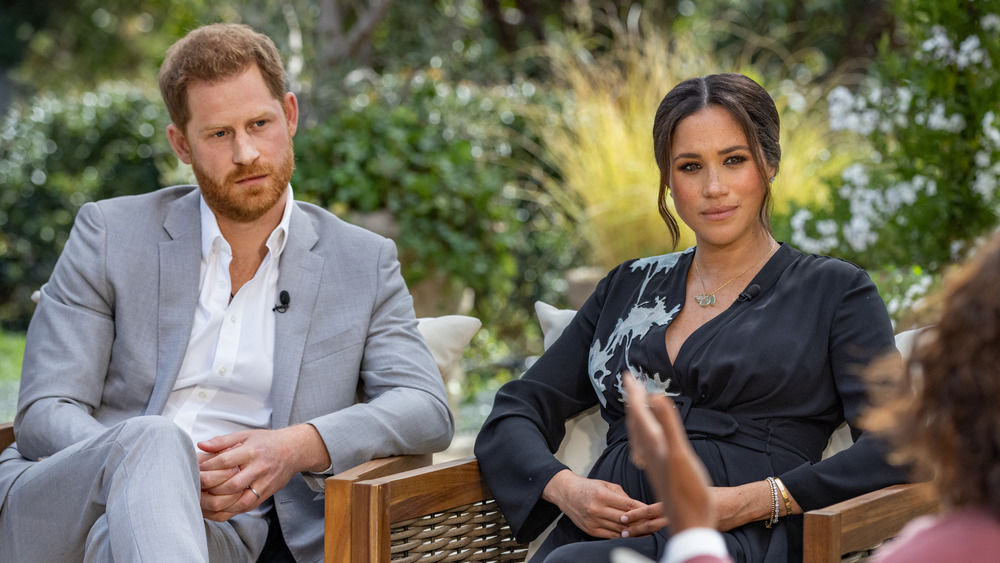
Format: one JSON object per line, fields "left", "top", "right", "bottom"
{"left": 474, "top": 73, "right": 906, "bottom": 563}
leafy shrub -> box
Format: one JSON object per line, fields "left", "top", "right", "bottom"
{"left": 293, "top": 69, "right": 580, "bottom": 339}
{"left": 0, "top": 83, "right": 173, "bottom": 329}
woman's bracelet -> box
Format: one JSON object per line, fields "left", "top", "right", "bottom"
{"left": 774, "top": 477, "right": 793, "bottom": 516}
{"left": 765, "top": 477, "right": 779, "bottom": 528}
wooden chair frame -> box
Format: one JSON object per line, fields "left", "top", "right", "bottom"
{"left": 332, "top": 455, "right": 939, "bottom": 563}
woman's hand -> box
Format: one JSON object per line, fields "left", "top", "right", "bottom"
{"left": 542, "top": 469, "right": 649, "bottom": 538}
{"left": 623, "top": 373, "right": 716, "bottom": 534}
{"left": 619, "top": 501, "right": 668, "bottom": 537}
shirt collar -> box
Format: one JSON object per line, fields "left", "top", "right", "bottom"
{"left": 199, "top": 184, "right": 295, "bottom": 261}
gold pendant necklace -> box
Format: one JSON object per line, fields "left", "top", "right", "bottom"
{"left": 693, "top": 240, "right": 775, "bottom": 307}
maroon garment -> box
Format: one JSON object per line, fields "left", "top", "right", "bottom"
{"left": 871, "top": 508, "right": 1000, "bottom": 563}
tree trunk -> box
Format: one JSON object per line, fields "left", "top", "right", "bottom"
{"left": 317, "top": 0, "right": 395, "bottom": 71}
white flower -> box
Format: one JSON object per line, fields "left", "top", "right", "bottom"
{"left": 973, "top": 168, "right": 998, "bottom": 201}
{"left": 984, "top": 111, "right": 1000, "bottom": 147}
{"left": 956, "top": 35, "right": 987, "bottom": 70}
{"left": 896, "top": 87, "right": 913, "bottom": 113}
{"left": 790, "top": 208, "right": 812, "bottom": 232}
{"left": 827, "top": 86, "right": 856, "bottom": 131}
{"left": 920, "top": 26, "right": 955, "bottom": 63}
{"left": 842, "top": 163, "right": 870, "bottom": 188}
{"left": 843, "top": 215, "right": 879, "bottom": 252}
{"left": 982, "top": 14, "right": 1000, "bottom": 32}
{"left": 925, "top": 102, "right": 966, "bottom": 132}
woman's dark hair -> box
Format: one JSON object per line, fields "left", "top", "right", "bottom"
{"left": 867, "top": 232, "right": 1000, "bottom": 516}
{"left": 651, "top": 73, "right": 781, "bottom": 247}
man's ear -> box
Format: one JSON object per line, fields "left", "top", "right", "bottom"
{"left": 283, "top": 92, "right": 299, "bottom": 137}
{"left": 166, "top": 123, "right": 193, "bottom": 165}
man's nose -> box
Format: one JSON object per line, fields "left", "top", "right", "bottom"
{"left": 232, "top": 132, "right": 260, "bottom": 165}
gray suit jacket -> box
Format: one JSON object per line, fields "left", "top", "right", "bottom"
{"left": 0, "top": 185, "right": 454, "bottom": 562}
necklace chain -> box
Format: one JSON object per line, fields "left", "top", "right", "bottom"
{"left": 693, "top": 240, "right": 775, "bottom": 307}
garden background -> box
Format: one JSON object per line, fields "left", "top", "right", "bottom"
{"left": 1, "top": 0, "right": 999, "bottom": 438}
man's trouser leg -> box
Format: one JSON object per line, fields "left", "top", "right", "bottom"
{"left": 0, "top": 415, "right": 261, "bottom": 562}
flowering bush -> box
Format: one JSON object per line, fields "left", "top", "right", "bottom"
{"left": 788, "top": 0, "right": 1000, "bottom": 322}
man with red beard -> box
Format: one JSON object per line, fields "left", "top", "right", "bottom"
{"left": 0, "top": 23, "right": 453, "bottom": 563}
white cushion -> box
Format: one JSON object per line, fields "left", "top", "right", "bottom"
{"left": 534, "top": 301, "right": 578, "bottom": 350}
{"left": 416, "top": 315, "right": 482, "bottom": 376}
{"left": 532, "top": 302, "right": 609, "bottom": 476}
{"left": 822, "top": 327, "right": 925, "bottom": 459}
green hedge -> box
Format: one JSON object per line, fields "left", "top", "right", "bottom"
{"left": 0, "top": 83, "right": 173, "bottom": 329}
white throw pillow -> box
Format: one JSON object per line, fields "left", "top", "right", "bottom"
{"left": 821, "top": 327, "right": 926, "bottom": 459}
{"left": 417, "top": 315, "right": 482, "bottom": 376}
{"left": 534, "top": 301, "right": 578, "bottom": 351}
{"left": 532, "top": 301, "right": 607, "bottom": 475}
{"left": 529, "top": 302, "right": 605, "bottom": 556}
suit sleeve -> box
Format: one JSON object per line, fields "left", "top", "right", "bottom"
{"left": 777, "top": 268, "right": 908, "bottom": 510}
{"left": 303, "top": 238, "right": 454, "bottom": 476}
{"left": 14, "top": 202, "right": 114, "bottom": 460}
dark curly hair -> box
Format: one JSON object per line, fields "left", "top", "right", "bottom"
{"left": 867, "top": 232, "right": 1000, "bottom": 515}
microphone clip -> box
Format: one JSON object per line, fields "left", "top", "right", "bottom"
{"left": 273, "top": 290, "right": 290, "bottom": 313}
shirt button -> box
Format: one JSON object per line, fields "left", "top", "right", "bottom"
{"left": 230, "top": 315, "right": 237, "bottom": 323}
{"left": 198, "top": 391, "right": 208, "bottom": 400}
{"left": 219, "top": 366, "right": 228, "bottom": 376}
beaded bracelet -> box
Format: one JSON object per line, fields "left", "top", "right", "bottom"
{"left": 765, "top": 477, "right": 779, "bottom": 528}
{"left": 774, "top": 477, "right": 793, "bottom": 516}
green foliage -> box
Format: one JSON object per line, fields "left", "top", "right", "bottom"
{"left": 0, "top": 330, "right": 25, "bottom": 383}
{"left": 0, "top": 84, "right": 173, "bottom": 328}
{"left": 293, "top": 69, "right": 579, "bottom": 336}
{"left": 789, "top": 0, "right": 1000, "bottom": 321}
{"left": 0, "top": 330, "right": 23, "bottom": 422}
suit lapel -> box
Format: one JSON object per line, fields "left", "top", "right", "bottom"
{"left": 271, "top": 204, "right": 323, "bottom": 427}
{"left": 146, "top": 190, "right": 202, "bottom": 415}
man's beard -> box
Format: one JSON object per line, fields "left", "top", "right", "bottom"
{"left": 193, "top": 139, "right": 295, "bottom": 223}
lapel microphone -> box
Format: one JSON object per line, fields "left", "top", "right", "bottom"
{"left": 273, "top": 290, "right": 290, "bottom": 313}
{"left": 737, "top": 284, "right": 761, "bottom": 302}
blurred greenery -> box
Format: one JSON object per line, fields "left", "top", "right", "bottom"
{"left": 0, "top": 329, "right": 24, "bottom": 422}
{"left": 1, "top": 0, "right": 997, "bottom": 413}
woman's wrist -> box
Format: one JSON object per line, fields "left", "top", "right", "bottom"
{"left": 541, "top": 469, "right": 576, "bottom": 507}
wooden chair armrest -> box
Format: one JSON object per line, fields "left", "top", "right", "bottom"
{"left": 349, "top": 456, "right": 507, "bottom": 563}
{"left": 324, "top": 454, "right": 432, "bottom": 563}
{"left": 803, "top": 482, "right": 939, "bottom": 563}
{"left": 0, "top": 422, "right": 13, "bottom": 450}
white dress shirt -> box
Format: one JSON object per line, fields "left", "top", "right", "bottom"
{"left": 162, "top": 187, "right": 294, "bottom": 515}
{"left": 662, "top": 527, "right": 731, "bottom": 563}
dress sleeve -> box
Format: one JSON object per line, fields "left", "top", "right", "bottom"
{"left": 777, "top": 267, "right": 908, "bottom": 510}
{"left": 473, "top": 266, "right": 621, "bottom": 542}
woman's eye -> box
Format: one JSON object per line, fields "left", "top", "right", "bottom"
{"left": 725, "top": 155, "right": 747, "bottom": 165}
{"left": 679, "top": 162, "right": 700, "bottom": 172}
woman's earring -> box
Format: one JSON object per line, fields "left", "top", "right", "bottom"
{"left": 769, "top": 177, "right": 776, "bottom": 184}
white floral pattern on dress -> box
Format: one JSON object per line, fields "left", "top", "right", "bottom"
{"left": 588, "top": 248, "right": 693, "bottom": 406}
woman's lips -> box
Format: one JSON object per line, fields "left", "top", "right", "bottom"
{"left": 702, "top": 206, "right": 737, "bottom": 221}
